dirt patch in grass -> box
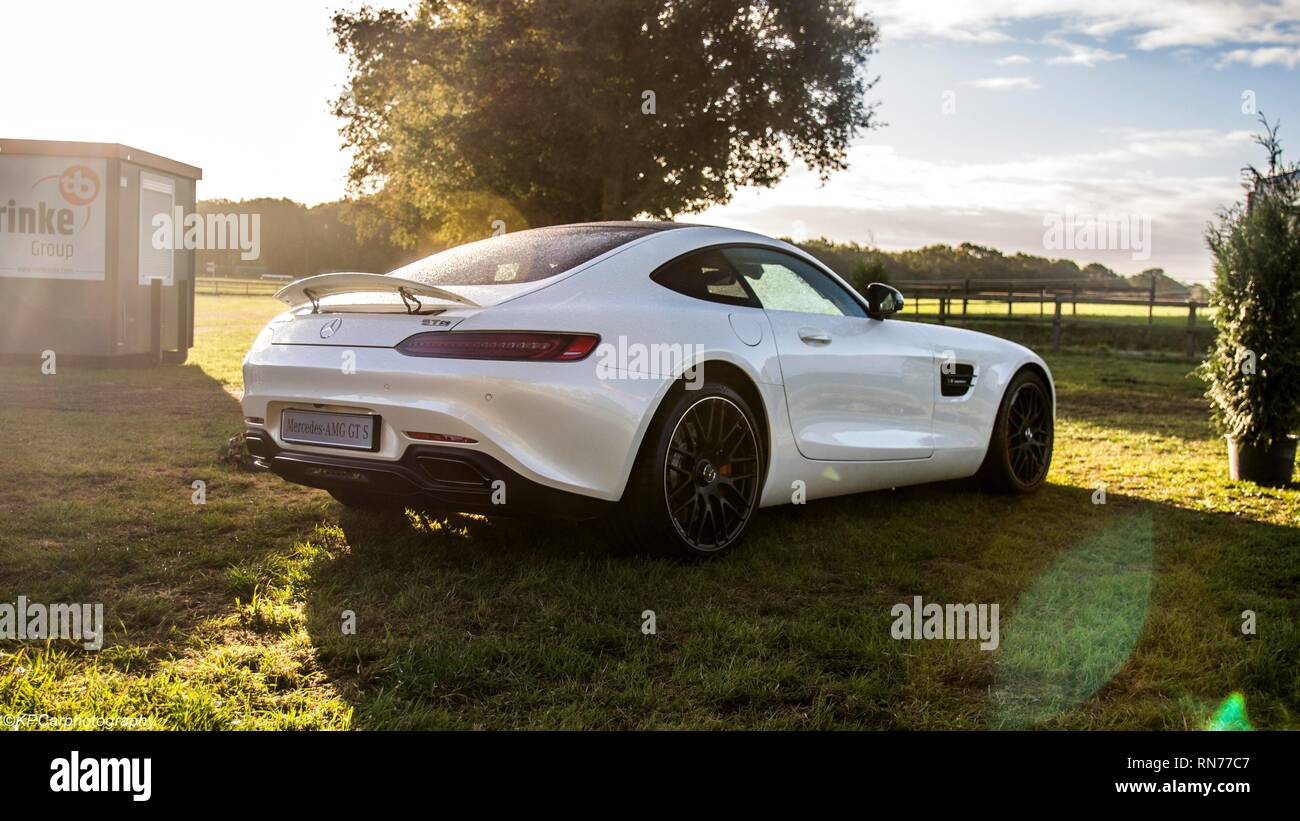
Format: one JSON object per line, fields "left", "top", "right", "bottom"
{"left": 1058, "top": 389, "right": 1210, "bottom": 436}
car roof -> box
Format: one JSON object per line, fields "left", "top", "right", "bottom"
{"left": 563, "top": 220, "right": 688, "bottom": 230}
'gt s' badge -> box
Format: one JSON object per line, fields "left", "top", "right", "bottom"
{"left": 320, "top": 318, "right": 342, "bottom": 339}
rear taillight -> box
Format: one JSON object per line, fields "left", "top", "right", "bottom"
{"left": 395, "top": 331, "right": 600, "bottom": 361}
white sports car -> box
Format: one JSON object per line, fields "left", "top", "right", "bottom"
{"left": 242, "top": 222, "right": 1054, "bottom": 557}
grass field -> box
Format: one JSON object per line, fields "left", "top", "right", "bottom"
{"left": 0, "top": 294, "right": 1296, "bottom": 729}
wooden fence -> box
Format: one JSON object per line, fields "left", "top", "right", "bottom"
{"left": 895, "top": 278, "right": 1208, "bottom": 358}
{"left": 197, "top": 277, "right": 282, "bottom": 297}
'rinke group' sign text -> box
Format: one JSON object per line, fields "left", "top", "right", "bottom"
{"left": 0, "top": 155, "right": 106, "bottom": 280}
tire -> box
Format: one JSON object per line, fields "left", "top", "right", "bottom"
{"left": 977, "top": 369, "right": 1054, "bottom": 493}
{"left": 619, "top": 383, "right": 763, "bottom": 558}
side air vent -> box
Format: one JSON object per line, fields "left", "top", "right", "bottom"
{"left": 940, "top": 363, "right": 977, "bottom": 397}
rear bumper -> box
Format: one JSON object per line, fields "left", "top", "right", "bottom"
{"left": 241, "top": 342, "right": 673, "bottom": 501}
{"left": 245, "top": 430, "right": 615, "bottom": 520}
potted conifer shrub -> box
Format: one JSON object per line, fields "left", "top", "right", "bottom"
{"left": 1200, "top": 116, "right": 1300, "bottom": 486}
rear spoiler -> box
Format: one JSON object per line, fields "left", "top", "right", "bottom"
{"left": 275, "top": 272, "right": 480, "bottom": 312}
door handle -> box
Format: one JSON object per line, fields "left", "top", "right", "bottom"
{"left": 798, "top": 327, "right": 832, "bottom": 345}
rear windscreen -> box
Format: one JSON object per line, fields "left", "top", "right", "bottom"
{"left": 387, "top": 226, "right": 655, "bottom": 286}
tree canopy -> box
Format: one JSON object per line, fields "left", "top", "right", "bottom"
{"left": 332, "top": 0, "right": 879, "bottom": 246}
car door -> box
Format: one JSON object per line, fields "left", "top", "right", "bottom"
{"left": 721, "top": 246, "right": 935, "bottom": 462}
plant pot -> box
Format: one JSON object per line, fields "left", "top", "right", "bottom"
{"left": 1227, "top": 435, "right": 1298, "bottom": 486}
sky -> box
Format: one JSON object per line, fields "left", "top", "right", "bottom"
{"left": 4, "top": 1, "right": 1299, "bottom": 283}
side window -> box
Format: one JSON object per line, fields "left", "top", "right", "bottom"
{"left": 651, "top": 249, "right": 755, "bottom": 307}
{"left": 721, "top": 247, "right": 865, "bottom": 318}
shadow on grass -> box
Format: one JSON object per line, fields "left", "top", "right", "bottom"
{"left": 300, "top": 478, "right": 1299, "bottom": 729}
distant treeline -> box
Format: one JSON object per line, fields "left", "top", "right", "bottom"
{"left": 196, "top": 198, "right": 1197, "bottom": 297}
{"left": 796, "top": 239, "right": 1199, "bottom": 298}
{"left": 195, "top": 198, "right": 418, "bottom": 279}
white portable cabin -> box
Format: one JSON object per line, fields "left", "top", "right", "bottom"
{"left": 0, "top": 139, "right": 203, "bottom": 364}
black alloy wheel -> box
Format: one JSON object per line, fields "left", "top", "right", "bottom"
{"left": 663, "top": 395, "right": 760, "bottom": 552}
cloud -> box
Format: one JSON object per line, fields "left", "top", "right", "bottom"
{"left": 869, "top": 0, "right": 1300, "bottom": 51}
{"left": 698, "top": 128, "right": 1256, "bottom": 281}
{"left": 962, "top": 76, "right": 1041, "bottom": 89}
{"left": 1046, "top": 38, "right": 1128, "bottom": 66}
{"left": 1216, "top": 45, "right": 1300, "bottom": 68}
{"left": 996, "top": 54, "right": 1033, "bottom": 65}
{"left": 1095, "top": 127, "right": 1256, "bottom": 159}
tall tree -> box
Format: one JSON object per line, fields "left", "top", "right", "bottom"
{"left": 333, "top": 0, "right": 879, "bottom": 246}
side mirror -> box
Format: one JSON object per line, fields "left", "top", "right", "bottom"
{"left": 865, "top": 282, "right": 905, "bottom": 319}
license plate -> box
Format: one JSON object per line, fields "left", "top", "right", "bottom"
{"left": 280, "top": 409, "right": 380, "bottom": 452}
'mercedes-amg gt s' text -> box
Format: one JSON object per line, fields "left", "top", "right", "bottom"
{"left": 242, "top": 222, "right": 1054, "bottom": 557}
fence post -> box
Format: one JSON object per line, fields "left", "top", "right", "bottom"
{"left": 1040, "top": 288, "right": 1046, "bottom": 318}
{"left": 962, "top": 278, "right": 969, "bottom": 317}
{"left": 1148, "top": 278, "right": 1156, "bottom": 325}
{"left": 1186, "top": 302, "right": 1198, "bottom": 360}
{"left": 1072, "top": 285, "right": 1078, "bottom": 317}
{"left": 1007, "top": 281, "right": 1013, "bottom": 316}
{"left": 939, "top": 288, "right": 947, "bottom": 325}
{"left": 1052, "top": 297, "right": 1062, "bottom": 352}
